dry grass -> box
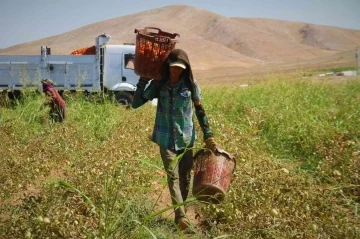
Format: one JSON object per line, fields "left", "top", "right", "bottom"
{"left": 0, "top": 75, "right": 359, "bottom": 238}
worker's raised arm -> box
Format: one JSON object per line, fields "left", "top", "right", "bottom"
{"left": 132, "top": 78, "right": 150, "bottom": 108}
{"left": 132, "top": 78, "right": 162, "bottom": 108}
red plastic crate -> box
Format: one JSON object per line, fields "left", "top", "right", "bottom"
{"left": 134, "top": 27, "right": 179, "bottom": 80}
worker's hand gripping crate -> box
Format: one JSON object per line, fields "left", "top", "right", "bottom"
{"left": 134, "top": 27, "right": 180, "bottom": 80}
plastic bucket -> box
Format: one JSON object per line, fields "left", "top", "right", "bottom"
{"left": 192, "top": 149, "right": 236, "bottom": 203}
{"left": 134, "top": 27, "right": 180, "bottom": 80}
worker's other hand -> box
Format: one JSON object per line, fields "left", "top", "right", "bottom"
{"left": 204, "top": 137, "right": 219, "bottom": 153}
{"left": 137, "top": 77, "right": 151, "bottom": 88}
{"left": 139, "top": 77, "right": 151, "bottom": 82}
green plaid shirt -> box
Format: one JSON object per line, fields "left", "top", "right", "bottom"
{"left": 142, "top": 77, "right": 202, "bottom": 151}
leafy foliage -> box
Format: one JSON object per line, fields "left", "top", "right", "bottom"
{"left": 0, "top": 76, "right": 359, "bottom": 238}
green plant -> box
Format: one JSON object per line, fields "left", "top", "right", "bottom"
{"left": 1, "top": 76, "right": 359, "bottom": 238}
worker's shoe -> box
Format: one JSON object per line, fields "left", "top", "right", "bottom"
{"left": 177, "top": 217, "right": 190, "bottom": 231}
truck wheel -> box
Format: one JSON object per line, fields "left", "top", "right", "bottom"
{"left": 115, "top": 91, "right": 133, "bottom": 107}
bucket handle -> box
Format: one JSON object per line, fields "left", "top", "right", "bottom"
{"left": 194, "top": 148, "right": 237, "bottom": 173}
{"left": 218, "top": 148, "right": 236, "bottom": 172}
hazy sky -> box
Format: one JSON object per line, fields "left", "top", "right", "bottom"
{"left": 0, "top": 0, "right": 359, "bottom": 49}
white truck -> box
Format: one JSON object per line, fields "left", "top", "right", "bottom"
{"left": 0, "top": 34, "right": 139, "bottom": 105}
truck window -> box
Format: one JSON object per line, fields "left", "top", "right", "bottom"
{"left": 124, "top": 53, "right": 135, "bottom": 70}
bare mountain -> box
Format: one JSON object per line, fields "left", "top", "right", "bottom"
{"left": 1, "top": 5, "right": 359, "bottom": 72}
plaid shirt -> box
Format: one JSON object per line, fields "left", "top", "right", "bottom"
{"left": 142, "top": 76, "right": 202, "bottom": 151}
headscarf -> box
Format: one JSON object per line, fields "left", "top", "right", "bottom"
{"left": 41, "top": 78, "right": 54, "bottom": 92}
{"left": 161, "top": 49, "right": 195, "bottom": 90}
{"left": 42, "top": 84, "right": 54, "bottom": 92}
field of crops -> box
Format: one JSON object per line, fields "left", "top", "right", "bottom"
{"left": 0, "top": 75, "right": 359, "bottom": 238}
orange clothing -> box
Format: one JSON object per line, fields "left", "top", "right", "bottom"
{"left": 44, "top": 87, "right": 66, "bottom": 122}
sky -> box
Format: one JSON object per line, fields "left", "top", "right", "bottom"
{"left": 0, "top": 0, "right": 359, "bottom": 49}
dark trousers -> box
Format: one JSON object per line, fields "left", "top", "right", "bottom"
{"left": 50, "top": 107, "right": 66, "bottom": 122}
{"left": 159, "top": 145, "right": 194, "bottom": 223}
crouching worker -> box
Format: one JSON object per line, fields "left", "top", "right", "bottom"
{"left": 132, "top": 49, "right": 219, "bottom": 231}
{"left": 41, "top": 78, "right": 66, "bottom": 122}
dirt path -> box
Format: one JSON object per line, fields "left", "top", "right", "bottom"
{"left": 150, "top": 171, "right": 202, "bottom": 228}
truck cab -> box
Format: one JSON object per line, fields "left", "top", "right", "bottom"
{"left": 101, "top": 44, "right": 138, "bottom": 104}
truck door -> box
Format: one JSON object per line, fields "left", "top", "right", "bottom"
{"left": 102, "top": 45, "right": 138, "bottom": 91}
{"left": 103, "top": 51, "right": 122, "bottom": 90}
